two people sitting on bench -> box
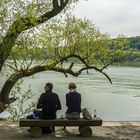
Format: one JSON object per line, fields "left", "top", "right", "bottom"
{"left": 27, "top": 82, "right": 81, "bottom": 133}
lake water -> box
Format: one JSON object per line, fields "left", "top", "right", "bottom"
{"left": 0, "top": 65, "right": 140, "bottom": 121}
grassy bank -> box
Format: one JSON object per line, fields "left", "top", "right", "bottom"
{"left": 114, "top": 61, "right": 140, "bottom": 67}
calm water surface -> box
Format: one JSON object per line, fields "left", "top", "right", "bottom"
{"left": 0, "top": 65, "right": 140, "bottom": 121}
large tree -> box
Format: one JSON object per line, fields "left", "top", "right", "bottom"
{"left": 0, "top": 15, "right": 132, "bottom": 113}
{"left": 0, "top": 0, "right": 78, "bottom": 71}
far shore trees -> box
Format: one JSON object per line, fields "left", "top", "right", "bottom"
{"left": 0, "top": 14, "right": 132, "bottom": 113}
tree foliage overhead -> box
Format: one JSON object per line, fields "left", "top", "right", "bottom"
{"left": 0, "top": 1, "right": 132, "bottom": 114}
{"left": 0, "top": 0, "right": 79, "bottom": 71}
{"left": 0, "top": 0, "right": 80, "bottom": 113}
{"left": 38, "top": 15, "right": 131, "bottom": 69}
{"left": 6, "top": 15, "right": 132, "bottom": 82}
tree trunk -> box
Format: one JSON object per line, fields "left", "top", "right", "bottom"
{"left": 0, "top": 65, "right": 50, "bottom": 113}
{"left": 0, "top": 72, "right": 24, "bottom": 104}
{"left": 0, "top": 63, "right": 62, "bottom": 112}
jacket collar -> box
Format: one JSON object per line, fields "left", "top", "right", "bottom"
{"left": 69, "top": 89, "right": 77, "bottom": 93}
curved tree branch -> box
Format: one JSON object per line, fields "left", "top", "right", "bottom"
{"left": 59, "top": 54, "right": 112, "bottom": 83}
{"left": 0, "top": 52, "right": 112, "bottom": 113}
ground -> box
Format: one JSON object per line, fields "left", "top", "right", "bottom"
{"left": 0, "top": 121, "right": 140, "bottom": 140}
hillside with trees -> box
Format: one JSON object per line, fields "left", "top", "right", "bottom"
{"left": 123, "top": 36, "right": 140, "bottom": 66}
{"left": 128, "top": 36, "right": 140, "bottom": 50}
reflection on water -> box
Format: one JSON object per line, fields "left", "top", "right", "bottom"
{"left": 0, "top": 65, "right": 140, "bottom": 120}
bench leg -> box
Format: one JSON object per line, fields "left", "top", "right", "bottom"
{"left": 79, "top": 126, "right": 92, "bottom": 137}
{"left": 63, "top": 126, "right": 66, "bottom": 130}
{"left": 30, "top": 127, "right": 42, "bottom": 138}
{"left": 52, "top": 126, "right": 55, "bottom": 132}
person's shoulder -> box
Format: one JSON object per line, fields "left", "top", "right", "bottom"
{"left": 52, "top": 92, "right": 59, "bottom": 96}
{"left": 41, "top": 92, "right": 46, "bottom": 96}
{"left": 76, "top": 92, "right": 81, "bottom": 95}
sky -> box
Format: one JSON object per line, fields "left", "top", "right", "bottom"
{"left": 73, "top": 0, "right": 140, "bottom": 38}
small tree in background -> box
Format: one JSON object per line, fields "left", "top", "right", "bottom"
{"left": 6, "top": 80, "right": 36, "bottom": 122}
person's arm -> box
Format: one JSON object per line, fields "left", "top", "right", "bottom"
{"left": 79, "top": 94, "right": 81, "bottom": 106}
{"left": 66, "top": 93, "right": 69, "bottom": 107}
{"left": 56, "top": 95, "right": 61, "bottom": 110}
{"left": 79, "top": 93, "right": 81, "bottom": 112}
{"left": 37, "top": 94, "right": 44, "bottom": 109}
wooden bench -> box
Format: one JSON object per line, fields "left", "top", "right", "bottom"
{"left": 19, "top": 118, "right": 103, "bottom": 137}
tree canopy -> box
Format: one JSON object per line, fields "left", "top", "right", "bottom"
{"left": 0, "top": 0, "right": 79, "bottom": 71}
{"left": 0, "top": 0, "right": 79, "bottom": 113}
{"left": 0, "top": 1, "right": 132, "bottom": 113}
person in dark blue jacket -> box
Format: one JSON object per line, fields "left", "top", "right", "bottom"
{"left": 65, "top": 82, "right": 81, "bottom": 119}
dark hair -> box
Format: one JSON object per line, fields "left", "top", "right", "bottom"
{"left": 68, "top": 82, "right": 77, "bottom": 89}
{"left": 45, "top": 82, "right": 53, "bottom": 90}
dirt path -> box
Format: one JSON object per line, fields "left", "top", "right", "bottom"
{"left": 0, "top": 121, "right": 140, "bottom": 140}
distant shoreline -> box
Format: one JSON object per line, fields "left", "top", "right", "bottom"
{"left": 115, "top": 61, "right": 140, "bottom": 67}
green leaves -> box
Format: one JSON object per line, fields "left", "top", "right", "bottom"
{"left": 37, "top": 15, "right": 132, "bottom": 69}
{"left": 6, "top": 80, "right": 36, "bottom": 122}
{"left": 7, "top": 14, "right": 132, "bottom": 73}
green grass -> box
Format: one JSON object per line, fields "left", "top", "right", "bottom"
{"left": 120, "top": 61, "right": 140, "bottom": 67}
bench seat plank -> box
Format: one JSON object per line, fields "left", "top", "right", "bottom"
{"left": 19, "top": 118, "right": 103, "bottom": 127}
